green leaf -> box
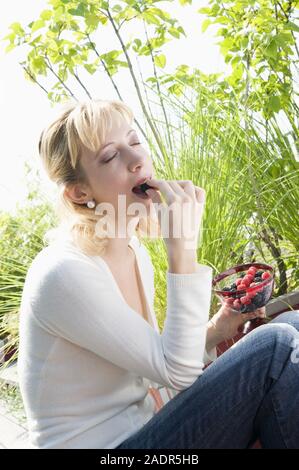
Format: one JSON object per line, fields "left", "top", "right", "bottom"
{"left": 112, "top": 4, "right": 122, "bottom": 13}
{"left": 5, "top": 43, "right": 16, "bottom": 53}
{"left": 198, "top": 7, "right": 211, "bottom": 15}
{"left": 168, "top": 27, "right": 180, "bottom": 39}
{"left": 168, "top": 83, "right": 183, "bottom": 96}
{"left": 214, "top": 16, "right": 230, "bottom": 25}
{"left": 85, "top": 13, "right": 99, "bottom": 28}
{"left": 40, "top": 10, "right": 52, "bottom": 21}
{"left": 145, "top": 76, "right": 157, "bottom": 84}
{"left": 216, "top": 28, "right": 228, "bottom": 37}
{"left": 143, "top": 11, "right": 161, "bottom": 26}
{"left": 283, "top": 21, "right": 299, "bottom": 33}
{"left": 231, "top": 56, "right": 240, "bottom": 66}
{"left": 69, "top": 4, "right": 85, "bottom": 17}
{"left": 115, "top": 60, "right": 129, "bottom": 68}
{"left": 264, "top": 40, "right": 277, "bottom": 59}
{"left": 224, "top": 53, "right": 233, "bottom": 64}
{"left": 219, "top": 37, "right": 234, "bottom": 56}
{"left": 202, "top": 19, "right": 212, "bottom": 33}
{"left": 3, "top": 32, "right": 15, "bottom": 42}
{"left": 132, "top": 38, "right": 142, "bottom": 52}
{"left": 268, "top": 95, "right": 281, "bottom": 112}
{"left": 177, "top": 26, "right": 186, "bottom": 38}
{"left": 98, "top": 14, "right": 108, "bottom": 25}
{"left": 31, "top": 20, "right": 45, "bottom": 33}
{"left": 154, "top": 54, "right": 166, "bottom": 68}
{"left": 8, "top": 22, "right": 24, "bottom": 34}
{"left": 32, "top": 57, "right": 45, "bottom": 69}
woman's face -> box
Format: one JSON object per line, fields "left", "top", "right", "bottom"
{"left": 78, "top": 118, "right": 154, "bottom": 216}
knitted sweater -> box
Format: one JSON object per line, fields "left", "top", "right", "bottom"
{"left": 18, "top": 235, "right": 216, "bottom": 449}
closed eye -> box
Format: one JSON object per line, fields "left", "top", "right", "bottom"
{"left": 104, "top": 142, "right": 142, "bottom": 163}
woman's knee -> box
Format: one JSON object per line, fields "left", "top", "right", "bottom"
{"left": 247, "top": 322, "right": 297, "bottom": 353}
{"left": 269, "top": 310, "right": 299, "bottom": 332}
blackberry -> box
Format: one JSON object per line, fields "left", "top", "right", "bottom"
{"left": 254, "top": 277, "right": 262, "bottom": 283}
{"left": 247, "top": 303, "right": 257, "bottom": 313}
{"left": 255, "top": 271, "right": 264, "bottom": 277}
{"left": 222, "top": 287, "right": 231, "bottom": 292}
{"left": 240, "top": 305, "right": 248, "bottom": 314}
{"left": 230, "top": 283, "right": 237, "bottom": 290}
{"left": 139, "top": 182, "right": 152, "bottom": 193}
{"left": 252, "top": 292, "right": 264, "bottom": 308}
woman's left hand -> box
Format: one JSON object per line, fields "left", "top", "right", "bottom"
{"left": 209, "top": 303, "right": 267, "bottom": 342}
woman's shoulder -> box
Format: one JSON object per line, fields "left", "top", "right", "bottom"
{"left": 26, "top": 237, "right": 99, "bottom": 286}
{"left": 27, "top": 234, "right": 152, "bottom": 286}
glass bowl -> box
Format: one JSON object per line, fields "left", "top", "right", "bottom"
{"left": 212, "top": 263, "right": 274, "bottom": 314}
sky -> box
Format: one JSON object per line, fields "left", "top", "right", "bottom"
{"left": 0, "top": 0, "right": 226, "bottom": 214}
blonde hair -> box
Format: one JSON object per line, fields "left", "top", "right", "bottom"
{"left": 39, "top": 99, "right": 161, "bottom": 256}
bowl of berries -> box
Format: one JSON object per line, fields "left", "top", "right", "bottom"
{"left": 212, "top": 263, "right": 274, "bottom": 314}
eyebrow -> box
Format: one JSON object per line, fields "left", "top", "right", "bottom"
{"left": 98, "top": 129, "right": 136, "bottom": 154}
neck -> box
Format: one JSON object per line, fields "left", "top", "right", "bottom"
{"left": 103, "top": 236, "right": 135, "bottom": 264}
{"left": 102, "top": 216, "right": 139, "bottom": 263}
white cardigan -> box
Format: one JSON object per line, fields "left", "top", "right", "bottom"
{"left": 18, "top": 235, "right": 216, "bottom": 449}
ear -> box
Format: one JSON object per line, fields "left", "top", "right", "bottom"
{"left": 64, "top": 183, "right": 91, "bottom": 206}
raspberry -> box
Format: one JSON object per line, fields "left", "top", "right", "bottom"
{"left": 243, "top": 274, "right": 254, "bottom": 285}
{"left": 237, "top": 284, "right": 246, "bottom": 291}
{"left": 247, "top": 290, "right": 256, "bottom": 299}
{"left": 240, "top": 295, "right": 251, "bottom": 305}
{"left": 247, "top": 267, "right": 257, "bottom": 276}
{"left": 262, "top": 271, "right": 271, "bottom": 280}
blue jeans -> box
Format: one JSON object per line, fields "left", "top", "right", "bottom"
{"left": 116, "top": 311, "right": 299, "bottom": 449}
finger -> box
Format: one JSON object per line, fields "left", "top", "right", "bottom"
{"left": 174, "top": 181, "right": 205, "bottom": 204}
{"left": 257, "top": 307, "right": 266, "bottom": 317}
{"left": 173, "top": 180, "right": 196, "bottom": 200}
{"left": 194, "top": 186, "right": 206, "bottom": 204}
{"left": 243, "top": 311, "right": 258, "bottom": 321}
{"left": 168, "top": 181, "right": 191, "bottom": 199}
{"left": 146, "top": 178, "right": 177, "bottom": 204}
{"left": 145, "top": 188, "right": 163, "bottom": 204}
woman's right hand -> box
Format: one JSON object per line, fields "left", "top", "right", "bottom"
{"left": 144, "top": 178, "right": 206, "bottom": 254}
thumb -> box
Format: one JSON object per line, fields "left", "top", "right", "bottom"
{"left": 145, "top": 188, "right": 162, "bottom": 204}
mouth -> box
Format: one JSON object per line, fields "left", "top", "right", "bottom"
{"left": 131, "top": 176, "right": 153, "bottom": 197}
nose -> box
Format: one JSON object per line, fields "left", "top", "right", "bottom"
{"left": 127, "top": 149, "right": 147, "bottom": 172}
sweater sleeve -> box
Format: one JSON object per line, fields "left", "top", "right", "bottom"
{"left": 28, "top": 255, "right": 213, "bottom": 392}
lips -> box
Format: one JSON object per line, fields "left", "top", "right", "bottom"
{"left": 132, "top": 175, "right": 152, "bottom": 193}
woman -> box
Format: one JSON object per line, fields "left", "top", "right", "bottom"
{"left": 18, "top": 99, "right": 299, "bottom": 449}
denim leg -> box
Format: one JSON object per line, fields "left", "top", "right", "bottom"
{"left": 253, "top": 310, "right": 299, "bottom": 448}
{"left": 269, "top": 310, "right": 299, "bottom": 332}
{"left": 116, "top": 322, "right": 299, "bottom": 449}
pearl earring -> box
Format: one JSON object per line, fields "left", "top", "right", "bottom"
{"left": 87, "top": 200, "right": 96, "bottom": 209}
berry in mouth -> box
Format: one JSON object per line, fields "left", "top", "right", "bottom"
{"left": 132, "top": 182, "right": 153, "bottom": 194}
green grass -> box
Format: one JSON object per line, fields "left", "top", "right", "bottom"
{"left": 0, "top": 383, "right": 27, "bottom": 426}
